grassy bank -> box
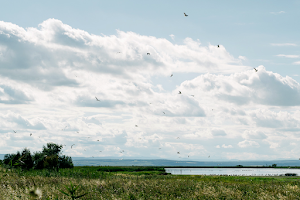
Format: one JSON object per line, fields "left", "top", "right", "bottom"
{"left": 1, "top": 166, "right": 300, "bottom": 199}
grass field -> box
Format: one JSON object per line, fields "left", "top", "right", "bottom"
{"left": 1, "top": 166, "right": 300, "bottom": 199}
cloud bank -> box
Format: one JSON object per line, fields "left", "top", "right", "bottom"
{"left": 0, "top": 19, "right": 300, "bottom": 161}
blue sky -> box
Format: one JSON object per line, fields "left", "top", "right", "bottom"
{"left": 0, "top": 1, "right": 300, "bottom": 161}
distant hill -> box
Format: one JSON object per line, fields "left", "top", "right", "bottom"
{"left": 72, "top": 158, "right": 300, "bottom": 167}
{"left": 1, "top": 154, "right": 300, "bottom": 167}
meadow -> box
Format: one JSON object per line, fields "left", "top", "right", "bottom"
{"left": 1, "top": 165, "right": 300, "bottom": 199}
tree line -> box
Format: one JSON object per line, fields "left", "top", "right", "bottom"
{"left": 0, "top": 143, "right": 73, "bottom": 171}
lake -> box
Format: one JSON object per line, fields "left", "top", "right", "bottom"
{"left": 165, "top": 168, "right": 300, "bottom": 176}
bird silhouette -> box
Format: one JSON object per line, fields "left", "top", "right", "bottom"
{"left": 71, "top": 144, "right": 75, "bottom": 149}
{"left": 176, "top": 137, "right": 180, "bottom": 139}
{"left": 147, "top": 53, "right": 150, "bottom": 55}
{"left": 95, "top": 97, "right": 100, "bottom": 101}
{"left": 177, "top": 152, "right": 180, "bottom": 154}
{"left": 163, "top": 112, "right": 165, "bottom": 114}
{"left": 135, "top": 125, "right": 138, "bottom": 127}
{"left": 208, "top": 155, "right": 210, "bottom": 158}
{"left": 178, "top": 91, "right": 181, "bottom": 94}
{"left": 170, "top": 74, "right": 173, "bottom": 77}
{"left": 184, "top": 13, "right": 188, "bottom": 17}
{"left": 30, "top": 133, "right": 32, "bottom": 136}
{"left": 191, "top": 95, "right": 194, "bottom": 97}
{"left": 13, "top": 130, "right": 16, "bottom": 133}
{"left": 254, "top": 68, "right": 258, "bottom": 72}
{"left": 218, "top": 45, "right": 220, "bottom": 48}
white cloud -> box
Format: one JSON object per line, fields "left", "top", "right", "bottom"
{"left": 221, "top": 144, "right": 233, "bottom": 148}
{"left": 271, "top": 43, "right": 297, "bottom": 46}
{"left": 169, "top": 34, "right": 175, "bottom": 40}
{"left": 270, "top": 11, "right": 285, "bottom": 15}
{"left": 0, "top": 19, "right": 300, "bottom": 160}
{"left": 276, "top": 54, "right": 299, "bottom": 58}
{"left": 179, "top": 65, "right": 300, "bottom": 106}
{"left": 238, "top": 56, "right": 247, "bottom": 60}
{"left": 238, "top": 140, "right": 260, "bottom": 148}
{"left": 293, "top": 61, "right": 300, "bottom": 65}
{"left": 211, "top": 129, "right": 227, "bottom": 136}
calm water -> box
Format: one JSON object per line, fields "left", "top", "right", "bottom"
{"left": 165, "top": 168, "right": 300, "bottom": 176}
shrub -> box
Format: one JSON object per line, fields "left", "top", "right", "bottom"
{"left": 59, "top": 155, "right": 74, "bottom": 169}
{"left": 3, "top": 151, "right": 21, "bottom": 168}
{"left": 3, "top": 143, "right": 73, "bottom": 171}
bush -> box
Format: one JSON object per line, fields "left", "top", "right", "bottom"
{"left": 59, "top": 155, "right": 74, "bottom": 169}
{"left": 4, "top": 143, "right": 73, "bottom": 171}
{"left": 3, "top": 151, "right": 21, "bottom": 168}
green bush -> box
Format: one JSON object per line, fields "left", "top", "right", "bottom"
{"left": 3, "top": 151, "right": 21, "bottom": 168}
{"left": 4, "top": 143, "right": 73, "bottom": 171}
{"left": 59, "top": 155, "right": 74, "bottom": 169}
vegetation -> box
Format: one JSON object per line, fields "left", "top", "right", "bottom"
{"left": 2, "top": 143, "right": 73, "bottom": 171}
{"left": 1, "top": 165, "right": 300, "bottom": 199}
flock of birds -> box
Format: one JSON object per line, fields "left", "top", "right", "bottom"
{"left": 13, "top": 12, "right": 259, "bottom": 160}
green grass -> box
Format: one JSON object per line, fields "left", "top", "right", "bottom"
{"left": 2, "top": 165, "right": 300, "bottom": 199}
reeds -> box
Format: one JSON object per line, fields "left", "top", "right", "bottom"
{"left": 1, "top": 166, "right": 300, "bottom": 199}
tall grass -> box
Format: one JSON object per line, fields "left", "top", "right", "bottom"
{"left": 1, "top": 165, "right": 300, "bottom": 199}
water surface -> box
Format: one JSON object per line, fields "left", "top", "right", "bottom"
{"left": 165, "top": 168, "right": 300, "bottom": 176}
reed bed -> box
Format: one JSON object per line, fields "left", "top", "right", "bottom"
{"left": 1, "top": 166, "right": 300, "bottom": 199}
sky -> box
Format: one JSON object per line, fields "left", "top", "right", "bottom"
{"left": 0, "top": 0, "right": 300, "bottom": 161}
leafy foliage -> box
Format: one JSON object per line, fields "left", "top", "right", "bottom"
{"left": 3, "top": 143, "right": 73, "bottom": 171}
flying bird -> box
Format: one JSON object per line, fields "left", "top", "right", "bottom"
{"left": 208, "top": 155, "right": 210, "bottom": 158}
{"left": 176, "top": 137, "right": 180, "bottom": 139}
{"left": 147, "top": 53, "right": 150, "bottom": 55}
{"left": 30, "top": 133, "right": 32, "bottom": 136}
{"left": 218, "top": 45, "right": 220, "bottom": 48}
{"left": 191, "top": 95, "right": 194, "bottom": 97}
{"left": 254, "top": 68, "right": 258, "bottom": 72}
{"left": 177, "top": 152, "right": 180, "bottom": 154}
{"left": 135, "top": 125, "right": 138, "bottom": 127}
{"left": 13, "top": 130, "right": 16, "bottom": 133}
{"left": 95, "top": 97, "right": 100, "bottom": 101}
{"left": 184, "top": 13, "right": 188, "bottom": 17}
{"left": 170, "top": 74, "right": 173, "bottom": 77}
{"left": 178, "top": 91, "right": 181, "bottom": 94}
{"left": 71, "top": 144, "right": 75, "bottom": 149}
{"left": 163, "top": 112, "right": 165, "bottom": 114}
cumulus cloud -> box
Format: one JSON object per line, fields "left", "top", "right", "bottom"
{"left": 211, "top": 129, "right": 227, "bottom": 136}
{"left": 179, "top": 65, "right": 300, "bottom": 106}
{"left": 1, "top": 19, "right": 300, "bottom": 160}
{"left": 238, "top": 140, "right": 260, "bottom": 148}
{"left": 222, "top": 144, "right": 233, "bottom": 148}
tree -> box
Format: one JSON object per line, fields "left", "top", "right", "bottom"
{"left": 4, "top": 143, "right": 73, "bottom": 170}
{"left": 3, "top": 151, "right": 21, "bottom": 168}
{"left": 20, "top": 148, "right": 33, "bottom": 170}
